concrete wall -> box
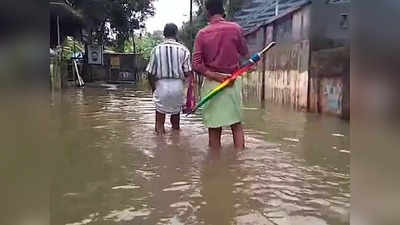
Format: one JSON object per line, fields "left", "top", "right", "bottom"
{"left": 240, "top": 3, "right": 350, "bottom": 119}
{"left": 242, "top": 27, "right": 266, "bottom": 101}
{"left": 264, "top": 40, "right": 310, "bottom": 110}
{"left": 308, "top": 1, "right": 350, "bottom": 118}
{"left": 309, "top": 46, "right": 350, "bottom": 118}
{"left": 310, "top": 0, "right": 350, "bottom": 50}
{"left": 320, "top": 77, "right": 344, "bottom": 115}
{"left": 292, "top": 4, "right": 311, "bottom": 42}
{"left": 264, "top": 6, "right": 310, "bottom": 110}
{"left": 243, "top": 5, "right": 311, "bottom": 110}
{"left": 86, "top": 65, "right": 107, "bottom": 81}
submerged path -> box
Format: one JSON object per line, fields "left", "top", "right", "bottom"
{"left": 52, "top": 84, "right": 350, "bottom": 225}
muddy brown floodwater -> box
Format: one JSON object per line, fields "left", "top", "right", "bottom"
{"left": 51, "top": 82, "right": 349, "bottom": 225}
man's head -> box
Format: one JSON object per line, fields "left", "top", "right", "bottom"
{"left": 163, "top": 23, "right": 178, "bottom": 39}
{"left": 205, "top": 0, "right": 225, "bottom": 18}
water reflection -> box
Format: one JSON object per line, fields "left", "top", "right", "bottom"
{"left": 199, "top": 149, "right": 237, "bottom": 225}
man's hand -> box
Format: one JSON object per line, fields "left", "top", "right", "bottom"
{"left": 147, "top": 73, "right": 156, "bottom": 93}
{"left": 205, "top": 71, "right": 230, "bottom": 83}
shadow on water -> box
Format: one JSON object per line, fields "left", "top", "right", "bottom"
{"left": 51, "top": 82, "right": 349, "bottom": 225}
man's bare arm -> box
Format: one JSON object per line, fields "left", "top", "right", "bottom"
{"left": 184, "top": 71, "right": 193, "bottom": 80}
{"left": 147, "top": 73, "right": 156, "bottom": 93}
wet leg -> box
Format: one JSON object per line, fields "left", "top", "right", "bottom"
{"left": 155, "top": 111, "right": 166, "bottom": 135}
{"left": 231, "top": 122, "right": 245, "bottom": 149}
{"left": 208, "top": 127, "right": 222, "bottom": 149}
{"left": 170, "top": 113, "right": 180, "bottom": 130}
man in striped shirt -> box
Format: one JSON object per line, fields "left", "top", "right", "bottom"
{"left": 146, "top": 23, "right": 193, "bottom": 135}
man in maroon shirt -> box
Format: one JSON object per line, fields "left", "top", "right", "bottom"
{"left": 193, "top": 0, "right": 250, "bottom": 149}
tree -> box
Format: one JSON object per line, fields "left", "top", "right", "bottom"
{"left": 124, "top": 32, "right": 162, "bottom": 60}
{"left": 178, "top": 0, "right": 244, "bottom": 51}
{"left": 69, "top": 0, "right": 155, "bottom": 51}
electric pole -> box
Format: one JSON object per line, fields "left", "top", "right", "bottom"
{"left": 190, "top": 0, "right": 193, "bottom": 52}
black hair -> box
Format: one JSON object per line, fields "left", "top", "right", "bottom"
{"left": 163, "top": 23, "right": 178, "bottom": 38}
{"left": 205, "top": 0, "right": 225, "bottom": 17}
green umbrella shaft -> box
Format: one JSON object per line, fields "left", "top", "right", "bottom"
{"left": 187, "top": 42, "right": 277, "bottom": 115}
{"left": 188, "top": 65, "right": 251, "bottom": 114}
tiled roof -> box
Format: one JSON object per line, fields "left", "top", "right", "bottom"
{"left": 233, "top": 0, "right": 311, "bottom": 34}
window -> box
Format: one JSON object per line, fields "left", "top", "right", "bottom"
{"left": 340, "top": 13, "right": 349, "bottom": 29}
{"left": 326, "top": 0, "right": 350, "bottom": 4}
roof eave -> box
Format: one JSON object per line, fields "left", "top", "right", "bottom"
{"left": 49, "top": 1, "right": 84, "bottom": 24}
{"left": 244, "top": 0, "right": 312, "bottom": 37}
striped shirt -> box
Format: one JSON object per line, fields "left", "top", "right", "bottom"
{"left": 146, "top": 39, "right": 192, "bottom": 80}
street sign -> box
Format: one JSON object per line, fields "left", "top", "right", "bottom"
{"left": 87, "top": 44, "right": 103, "bottom": 65}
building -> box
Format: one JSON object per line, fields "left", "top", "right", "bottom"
{"left": 49, "top": 0, "right": 85, "bottom": 89}
{"left": 233, "top": 0, "right": 350, "bottom": 119}
{"left": 49, "top": 0, "right": 85, "bottom": 48}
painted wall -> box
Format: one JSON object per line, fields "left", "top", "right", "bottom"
{"left": 242, "top": 6, "right": 311, "bottom": 110}
{"left": 319, "top": 77, "right": 344, "bottom": 115}
{"left": 264, "top": 40, "right": 310, "bottom": 110}
{"left": 240, "top": 3, "right": 350, "bottom": 119}
{"left": 292, "top": 4, "right": 311, "bottom": 42}
{"left": 242, "top": 27, "right": 265, "bottom": 101}
{"left": 309, "top": 46, "right": 350, "bottom": 118}
{"left": 264, "top": 7, "right": 310, "bottom": 110}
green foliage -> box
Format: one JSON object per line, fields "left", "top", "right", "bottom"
{"left": 124, "top": 33, "right": 162, "bottom": 60}
{"left": 178, "top": 1, "right": 207, "bottom": 51}
{"left": 60, "top": 36, "right": 84, "bottom": 60}
{"left": 69, "top": 0, "right": 155, "bottom": 50}
{"left": 178, "top": 0, "right": 244, "bottom": 51}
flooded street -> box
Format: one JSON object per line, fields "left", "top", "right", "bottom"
{"left": 51, "top": 82, "right": 350, "bottom": 225}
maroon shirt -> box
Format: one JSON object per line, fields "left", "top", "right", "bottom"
{"left": 193, "top": 15, "right": 249, "bottom": 75}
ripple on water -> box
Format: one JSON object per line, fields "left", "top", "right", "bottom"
{"left": 136, "top": 169, "right": 157, "bottom": 180}
{"left": 162, "top": 184, "right": 192, "bottom": 192}
{"left": 65, "top": 213, "right": 99, "bottom": 225}
{"left": 111, "top": 184, "right": 140, "bottom": 190}
{"left": 235, "top": 211, "right": 274, "bottom": 225}
{"left": 270, "top": 215, "right": 328, "bottom": 225}
{"left": 170, "top": 201, "right": 193, "bottom": 209}
{"left": 282, "top": 137, "right": 300, "bottom": 142}
{"left": 57, "top": 87, "right": 349, "bottom": 225}
{"left": 103, "top": 207, "right": 151, "bottom": 222}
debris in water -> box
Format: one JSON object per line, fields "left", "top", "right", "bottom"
{"left": 112, "top": 184, "right": 140, "bottom": 190}
{"left": 63, "top": 193, "right": 80, "bottom": 197}
{"left": 162, "top": 184, "right": 191, "bottom": 192}
{"left": 282, "top": 137, "right": 300, "bottom": 142}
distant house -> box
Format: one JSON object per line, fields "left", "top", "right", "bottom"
{"left": 233, "top": 0, "right": 350, "bottom": 119}
{"left": 49, "top": 0, "right": 85, "bottom": 49}
{"left": 50, "top": 0, "right": 86, "bottom": 89}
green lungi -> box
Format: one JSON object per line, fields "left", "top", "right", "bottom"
{"left": 201, "top": 78, "right": 243, "bottom": 128}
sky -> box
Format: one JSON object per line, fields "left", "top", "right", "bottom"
{"left": 145, "top": 0, "right": 197, "bottom": 33}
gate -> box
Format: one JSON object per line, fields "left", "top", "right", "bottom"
{"left": 104, "top": 53, "right": 138, "bottom": 82}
